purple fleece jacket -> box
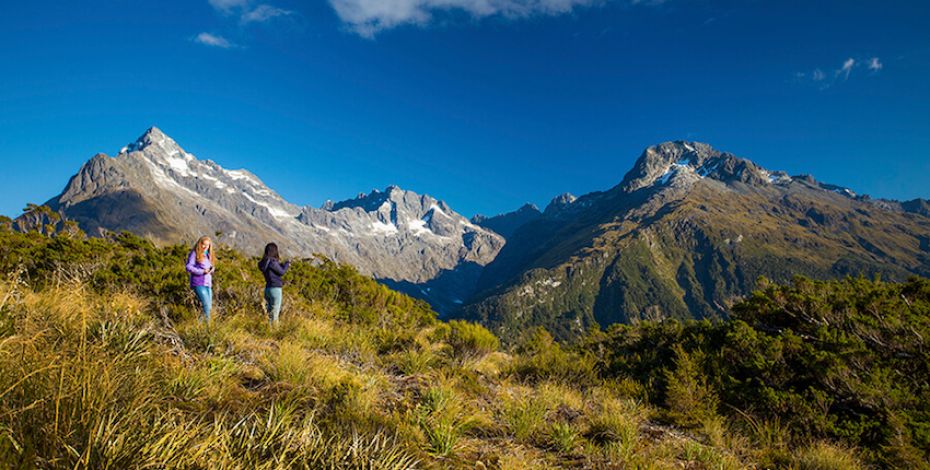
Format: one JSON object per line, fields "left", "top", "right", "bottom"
{"left": 185, "top": 250, "right": 213, "bottom": 287}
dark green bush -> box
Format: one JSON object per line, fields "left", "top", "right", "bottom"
{"left": 589, "top": 276, "right": 930, "bottom": 467}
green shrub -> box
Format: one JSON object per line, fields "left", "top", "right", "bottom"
{"left": 511, "top": 328, "right": 597, "bottom": 384}
{"left": 663, "top": 345, "right": 719, "bottom": 428}
{"left": 590, "top": 275, "right": 930, "bottom": 467}
{"left": 446, "top": 319, "right": 499, "bottom": 357}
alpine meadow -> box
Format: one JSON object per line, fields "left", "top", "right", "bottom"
{"left": 2, "top": 0, "right": 930, "bottom": 468}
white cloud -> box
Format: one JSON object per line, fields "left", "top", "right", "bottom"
{"left": 207, "top": 0, "right": 292, "bottom": 23}
{"left": 208, "top": 0, "right": 249, "bottom": 12}
{"left": 328, "top": 0, "right": 612, "bottom": 38}
{"left": 837, "top": 57, "right": 855, "bottom": 80}
{"left": 241, "top": 4, "right": 293, "bottom": 23}
{"left": 795, "top": 56, "right": 882, "bottom": 89}
{"left": 194, "top": 32, "right": 234, "bottom": 48}
{"left": 196, "top": 1, "right": 293, "bottom": 49}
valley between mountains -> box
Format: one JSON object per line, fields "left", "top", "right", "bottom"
{"left": 17, "top": 128, "right": 930, "bottom": 339}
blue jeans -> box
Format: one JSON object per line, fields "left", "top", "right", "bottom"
{"left": 192, "top": 286, "right": 213, "bottom": 322}
{"left": 264, "top": 287, "right": 282, "bottom": 324}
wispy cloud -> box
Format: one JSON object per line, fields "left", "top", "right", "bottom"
{"left": 241, "top": 4, "right": 293, "bottom": 24}
{"left": 195, "top": 0, "right": 293, "bottom": 49}
{"left": 208, "top": 0, "right": 250, "bottom": 12}
{"left": 207, "top": 0, "right": 293, "bottom": 24}
{"left": 328, "top": 0, "right": 635, "bottom": 38}
{"left": 837, "top": 57, "right": 855, "bottom": 80}
{"left": 795, "top": 56, "right": 882, "bottom": 90}
{"left": 194, "top": 32, "right": 235, "bottom": 48}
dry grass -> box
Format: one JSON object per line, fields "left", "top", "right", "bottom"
{"left": 793, "top": 441, "right": 864, "bottom": 470}
{"left": 0, "top": 276, "right": 800, "bottom": 468}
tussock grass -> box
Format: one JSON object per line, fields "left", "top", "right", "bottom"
{"left": 501, "top": 397, "right": 546, "bottom": 442}
{"left": 1, "top": 229, "right": 879, "bottom": 468}
{"left": 0, "top": 280, "right": 419, "bottom": 469}
{"left": 794, "top": 441, "right": 864, "bottom": 470}
{"left": 547, "top": 422, "right": 580, "bottom": 454}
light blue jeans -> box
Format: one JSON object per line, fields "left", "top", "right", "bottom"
{"left": 264, "top": 287, "right": 282, "bottom": 325}
{"left": 192, "top": 286, "right": 213, "bottom": 322}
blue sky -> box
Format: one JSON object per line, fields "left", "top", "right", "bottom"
{"left": 1, "top": 0, "right": 928, "bottom": 219}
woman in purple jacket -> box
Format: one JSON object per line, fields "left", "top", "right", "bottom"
{"left": 258, "top": 243, "right": 289, "bottom": 326}
{"left": 186, "top": 236, "right": 216, "bottom": 322}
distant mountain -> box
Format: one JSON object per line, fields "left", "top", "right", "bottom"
{"left": 472, "top": 203, "right": 542, "bottom": 239}
{"left": 900, "top": 198, "right": 930, "bottom": 218}
{"left": 458, "top": 141, "right": 930, "bottom": 340}
{"left": 543, "top": 192, "right": 578, "bottom": 217}
{"left": 18, "top": 131, "right": 930, "bottom": 337}
{"left": 22, "top": 127, "right": 504, "bottom": 297}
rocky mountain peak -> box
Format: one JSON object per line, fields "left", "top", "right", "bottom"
{"left": 619, "top": 141, "right": 789, "bottom": 192}
{"left": 544, "top": 192, "right": 577, "bottom": 216}
{"left": 471, "top": 202, "right": 543, "bottom": 239}
{"left": 330, "top": 186, "right": 441, "bottom": 214}
{"left": 619, "top": 141, "right": 719, "bottom": 192}
{"left": 121, "top": 126, "right": 183, "bottom": 156}
{"left": 476, "top": 203, "right": 540, "bottom": 222}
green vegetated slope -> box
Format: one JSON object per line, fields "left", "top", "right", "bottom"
{"left": 464, "top": 178, "right": 930, "bottom": 342}
{"left": 586, "top": 275, "right": 930, "bottom": 468}
{"left": 0, "top": 224, "right": 927, "bottom": 468}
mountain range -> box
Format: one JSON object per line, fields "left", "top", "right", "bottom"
{"left": 461, "top": 141, "right": 930, "bottom": 339}
{"left": 20, "top": 127, "right": 503, "bottom": 312}
{"left": 16, "top": 128, "right": 930, "bottom": 338}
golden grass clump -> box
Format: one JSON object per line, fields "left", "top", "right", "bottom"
{"left": 793, "top": 441, "right": 864, "bottom": 470}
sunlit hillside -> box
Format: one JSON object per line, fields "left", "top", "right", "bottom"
{"left": 0, "top": 222, "right": 927, "bottom": 468}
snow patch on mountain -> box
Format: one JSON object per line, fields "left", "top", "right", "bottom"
{"left": 408, "top": 219, "right": 431, "bottom": 236}
{"left": 370, "top": 220, "right": 399, "bottom": 236}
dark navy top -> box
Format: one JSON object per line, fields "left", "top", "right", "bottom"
{"left": 258, "top": 258, "right": 290, "bottom": 288}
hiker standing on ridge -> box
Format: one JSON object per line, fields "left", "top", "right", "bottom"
{"left": 258, "top": 242, "right": 289, "bottom": 326}
{"left": 186, "top": 236, "right": 216, "bottom": 323}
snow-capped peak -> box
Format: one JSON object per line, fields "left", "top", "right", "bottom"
{"left": 122, "top": 126, "right": 180, "bottom": 154}
{"left": 621, "top": 141, "right": 800, "bottom": 191}
{"left": 116, "top": 127, "right": 300, "bottom": 221}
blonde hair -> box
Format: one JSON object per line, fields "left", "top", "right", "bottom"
{"left": 193, "top": 236, "right": 216, "bottom": 265}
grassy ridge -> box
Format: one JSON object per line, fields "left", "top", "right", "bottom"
{"left": 0, "top": 225, "right": 922, "bottom": 468}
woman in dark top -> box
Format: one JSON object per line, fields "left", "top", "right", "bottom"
{"left": 258, "top": 243, "right": 289, "bottom": 325}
